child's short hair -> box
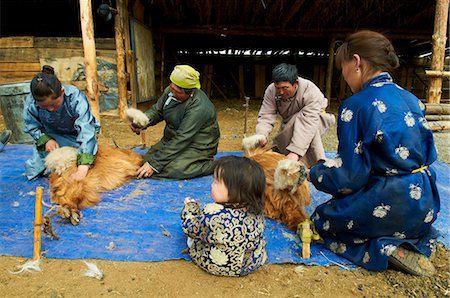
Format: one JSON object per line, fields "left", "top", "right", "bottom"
{"left": 213, "top": 156, "right": 266, "bottom": 214}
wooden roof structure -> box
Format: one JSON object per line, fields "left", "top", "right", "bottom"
{"left": 0, "top": 0, "right": 438, "bottom": 55}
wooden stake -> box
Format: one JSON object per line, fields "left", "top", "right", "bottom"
{"left": 325, "top": 38, "right": 335, "bottom": 101}
{"left": 33, "top": 187, "right": 43, "bottom": 261}
{"left": 244, "top": 96, "right": 250, "bottom": 135}
{"left": 299, "top": 221, "right": 312, "bottom": 259}
{"left": 141, "top": 131, "right": 146, "bottom": 148}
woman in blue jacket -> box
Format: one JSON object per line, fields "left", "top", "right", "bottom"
{"left": 309, "top": 31, "right": 440, "bottom": 276}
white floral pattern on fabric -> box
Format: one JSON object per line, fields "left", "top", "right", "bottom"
{"left": 418, "top": 99, "right": 425, "bottom": 111}
{"left": 317, "top": 175, "right": 323, "bottom": 183}
{"left": 337, "top": 243, "right": 347, "bottom": 254}
{"left": 372, "top": 204, "right": 391, "bottom": 218}
{"left": 338, "top": 188, "right": 353, "bottom": 194}
{"left": 354, "top": 140, "right": 363, "bottom": 154}
{"left": 354, "top": 238, "right": 369, "bottom": 244}
{"left": 312, "top": 213, "right": 320, "bottom": 221}
{"left": 323, "top": 157, "right": 343, "bottom": 168}
{"left": 340, "top": 108, "right": 353, "bottom": 122}
{"left": 424, "top": 209, "right": 434, "bottom": 223}
{"left": 329, "top": 242, "right": 338, "bottom": 253}
{"left": 409, "top": 184, "right": 422, "bottom": 200}
{"left": 372, "top": 99, "right": 387, "bottom": 113}
{"left": 404, "top": 112, "right": 415, "bottom": 127}
{"left": 393, "top": 232, "right": 406, "bottom": 239}
{"left": 372, "top": 81, "right": 390, "bottom": 87}
{"left": 362, "top": 252, "right": 370, "bottom": 263}
{"left": 323, "top": 220, "right": 330, "bottom": 231}
{"left": 204, "top": 203, "right": 224, "bottom": 214}
{"left": 347, "top": 220, "right": 354, "bottom": 230}
{"left": 385, "top": 168, "right": 399, "bottom": 176}
{"left": 419, "top": 117, "right": 431, "bottom": 130}
{"left": 375, "top": 130, "right": 384, "bottom": 143}
{"left": 395, "top": 145, "right": 410, "bottom": 160}
{"left": 210, "top": 247, "right": 228, "bottom": 265}
{"left": 380, "top": 244, "right": 397, "bottom": 256}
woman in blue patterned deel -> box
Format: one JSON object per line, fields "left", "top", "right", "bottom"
{"left": 308, "top": 31, "right": 440, "bottom": 276}
{"left": 181, "top": 156, "right": 267, "bottom": 276}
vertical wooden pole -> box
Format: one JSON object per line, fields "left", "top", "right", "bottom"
{"left": 79, "top": 0, "right": 100, "bottom": 120}
{"left": 254, "top": 64, "right": 266, "bottom": 98}
{"left": 122, "top": 0, "right": 138, "bottom": 108}
{"left": 427, "top": 0, "right": 449, "bottom": 104}
{"left": 33, "top": 187, "right": 43, "bottom": 261}
{"left": 115, "top": 0, "right": 128, "bottom": 119}
{"left": 160, "top": 35, "right": 165, "bottom": 93}
{"left": 239, "top": 65, "right": 245, "bottom": 100}
{"left": 325, "top": 38, "right": 335, "bottom": 101}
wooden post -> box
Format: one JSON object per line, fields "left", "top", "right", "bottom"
{"left": 79, "top": 0, "right": 100, "bottom": 120}
{"left": 255, "top": 64, "right": 266, "bottom": 98}
{"left": 239, "top": 65, "right": 245, "bottom": 100}
{"left": 325, "top": 38, "right": 335, "bottom": 101}
{"left": 122, "top": 0, "right": 138, "bottom": 108}
{"left": 115, "top": 0, "right": 128, "bottom": 119}
{"left": 33, "top": 187, "right": 43, "bottom": 261}
{"left": 160, "top": 35, "right": 165, "bottom": 93}
{"left": 427, "top": 0, "right": 449, "bottom": 104}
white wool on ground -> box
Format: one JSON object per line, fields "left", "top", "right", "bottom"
{"left": 82, "top": 261, "right": 104, "bottom": 280}
{"left": 45, "top": 147, "right": 78, "bottom": 174}
{"left": 10, "top": 258, "right": 42, "bottom": 274}
{"left": 125, "top": 108, "right": 150, "bottom": 128}
{"left": 242, "top": 134, "right": 266, "bottom": 151}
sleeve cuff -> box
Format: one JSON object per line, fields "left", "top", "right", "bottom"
{"left": 77, "top": 153, "right": 96, "bottom": 165}
{"left": 36, "top": 134, "right": 54, "bottom": 151}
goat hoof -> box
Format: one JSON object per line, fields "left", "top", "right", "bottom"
{"left": 58, "top": 206, "right": 71, "bottom": 219}
{"left": 70, "top": 211, "right": 81, "bottom": 225}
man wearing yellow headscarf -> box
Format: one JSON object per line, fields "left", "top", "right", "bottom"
{"left": 127, "top": 65, "right": 220, "bottom": 180}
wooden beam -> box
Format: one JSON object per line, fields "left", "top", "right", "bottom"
{"left": 325, "top": 38, "right": 335, "bottom": 100}
{"left": 115, "top": 0, "right": 128, "bottom": 119}
{"left": 155, "top": 26, "right": 433, "bottom": 40}
{"left": 427, "top": 0, "right": 449, "bottom": 104}
{"left": 79, "top": 0, "right": 100, "bottom": 120}
{"left": 281, "top": 0, "right": 306, "bottom": 28}
{"left": 426, "top": 70, "right": 450, "bottom": 77}
{"left": 0, "top": 36, "right": 34, "bottom": 48}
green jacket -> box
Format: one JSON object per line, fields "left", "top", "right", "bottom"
{"left": 144, "top": 87, "right": 220, "bottom": 179}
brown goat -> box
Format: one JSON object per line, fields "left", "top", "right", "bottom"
{"left": 245, "top": 147, "right": 311, "bottom": 230}
{"left": 46, "top": 145, "right": 143, "bottom": 224}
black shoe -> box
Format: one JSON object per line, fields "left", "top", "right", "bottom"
{"left": 0, "top": 130, "right": 12, "bottom": 144}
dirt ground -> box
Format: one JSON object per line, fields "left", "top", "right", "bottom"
{"left": 0, "top": 99, "right": 449, "bottom": 298}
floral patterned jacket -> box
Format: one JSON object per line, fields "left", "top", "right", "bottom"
{"left": 181, "top": 202, "right": 266, "bottom": 276}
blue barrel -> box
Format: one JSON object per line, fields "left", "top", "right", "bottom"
{"left": 0, "top": 81, "right": 33, "bottom": 143}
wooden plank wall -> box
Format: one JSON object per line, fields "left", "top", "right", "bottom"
{"left": 0, "top": 36, "right": 115, "bottom": 84}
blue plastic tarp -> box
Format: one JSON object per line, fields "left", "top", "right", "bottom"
{"left": 0, "top": 145, "right": 448, "bottom": 266}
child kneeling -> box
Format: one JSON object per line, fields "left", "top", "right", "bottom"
{"left": 181, "top": 156, "right": 267, "bottom": 276}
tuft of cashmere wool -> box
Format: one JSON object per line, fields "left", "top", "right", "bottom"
{"left": 10, "top": 258, "right": 42, "bottom": 274}
{"left": 125, "top": 108, "right": 150, "bottom": 128}
{"left": 45, "top": 147, "right": 78, "bottom": 175}
{"left": 274, "top": 159, "right": 305, "bottom": 191}
{"left": 242, "top": 134, "right": 267, "bottom": 152}
{"left": 82, "top": 261, "right": 104, "bottom": 280}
